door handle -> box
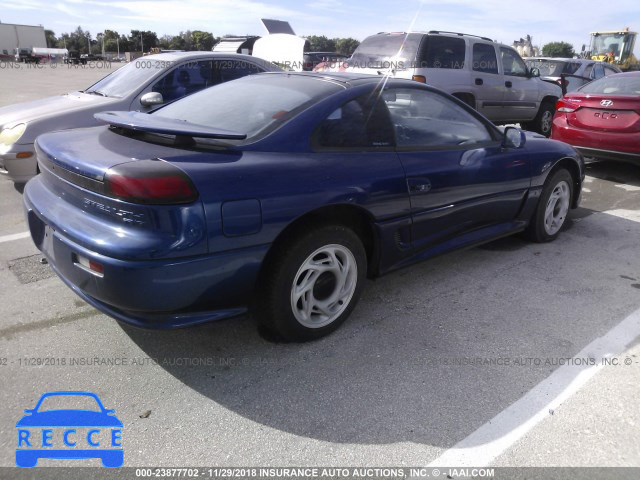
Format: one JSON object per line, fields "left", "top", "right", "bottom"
{"left": 505, "top": 81, "right": 512, "bottom": 88}
{"left": 407, "top": 177, "right": 431, "bottom": 193}
{"left": 475, "top": 78, "right": 483, "bottom": 85}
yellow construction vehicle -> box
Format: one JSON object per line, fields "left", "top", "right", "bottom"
{"left": 589, "top": 27, "right": 638, "bottom": 71}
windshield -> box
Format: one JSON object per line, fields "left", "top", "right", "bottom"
{"left": 153, "top": 74, "right": 342, "bottom": 142}
{"left": 349, "top": 33, "right": 422, "bottom": 69}
{"left": 525, "top": 59, "right": 580, "bottom": 77}
{"left": 579, "top": 74, "right": 640, "bottom": 95}
{"left": 85, "top": 60, "right": 163, "bottom": 98}
{"left": 591, "top": 33, "right": 626, "bottom": 56}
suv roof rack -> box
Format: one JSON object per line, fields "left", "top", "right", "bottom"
{"left": 427, "top": 30, "right": 493, "bottom": 42}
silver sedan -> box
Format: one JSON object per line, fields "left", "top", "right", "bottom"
{"left": 0, "top": 51, "right": 279, "bottom": 183}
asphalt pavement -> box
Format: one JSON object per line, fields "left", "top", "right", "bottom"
{"left": 0, "top": 62, "right": 639, "bottom": 479}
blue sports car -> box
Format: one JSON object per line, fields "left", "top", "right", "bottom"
{"left": 23, "top": 73, "right": 584, "bottom": 341}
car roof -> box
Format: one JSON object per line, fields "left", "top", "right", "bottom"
{"left": 526, "top": 57, "right": 594, "bottom": 63}
{"left": 142, "top": 51, "right": 259, "bottom": 62}
{"left": 611, "top": 71, "right": 640, "bottom": 77}
{"left": 260, "top": 71, "right": 416, "bottom": 85}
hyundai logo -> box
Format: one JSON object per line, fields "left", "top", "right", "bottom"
{"left": 600, "top": 99, "right": 614, "bottom": 107}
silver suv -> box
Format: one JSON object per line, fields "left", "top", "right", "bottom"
{"left": 328, "top": 31, "right": 562, "bottom": 136}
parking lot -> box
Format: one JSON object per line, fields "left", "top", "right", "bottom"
{"left": 1, "top": 63, "right": 640, "bottom": 478}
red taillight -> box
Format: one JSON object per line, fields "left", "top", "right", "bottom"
{"left": 104, "top": 160, "right": 198, "bottom": 205}
{"left": 89, "top": 260, "right": 104, "bottom": 274}
{"left": 556, "top": 99, "right": 578, "bottom": 113}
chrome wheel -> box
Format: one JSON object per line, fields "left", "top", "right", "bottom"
{"left": 290, "top": 244, "right": 358, "bottom": 329}
{"left": 544, "top": 180, "right": 570, "bottom": 235}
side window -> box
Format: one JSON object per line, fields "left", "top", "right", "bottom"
{"left": 419, "top": 36, "right": 466, "bottom": 69}
{"left": 592, "top": 64, "right": 605, "bottom": 80}
{"left": 316, "top": 96, "right": 394, "bottom": 149}
{"left": 603, "top": 66, "right": 618, "bottom": 76}
{"left": 152, "top": 60, "right": 212, "bottom": 102}
{"left": 217, "top": 60, "right": 263, "bottom": 84}
{"left": 472, "top": 43, "right": 498, "bottom": 74}
{"left": 564, "top": 62, "right": 581, "bottom": 75}
{"left": 582, "top": 64, "right": 594, "bottom": 79}
{"left": 500, "top": 48, "right": 527, "bottom": 77}
{"left": 384, "top": 88, "right": 492, "bottom": 148}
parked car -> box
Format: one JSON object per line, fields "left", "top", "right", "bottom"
{"left": 23, "top": 72, "right": 583, "bottom": 342}
{"left": 551, "top": 71, "right": 640, "bottom": 163}
{"left": 64, "top": 50, "right": 87, "bottom": 65}
{"left": 320, "top": 31, "right": 562, "bottom": 136}
{"left": 524, "top": 57, "right": 621, "bottom": 93}
{"left": 303, "top": 52, "right": 349, "bottom": 71}
{"left": 0, "top": 52, "right": 280, "bottom": 183}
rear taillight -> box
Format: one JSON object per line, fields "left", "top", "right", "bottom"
{"left": 556, "top": 99, "right": 578, "bottom": 113}
{"left": 104, "top": 160, "right": 198, "bottom": 205}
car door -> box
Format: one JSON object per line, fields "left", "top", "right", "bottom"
{"left": 384, "top": 87, "right": 531, "bottom": 250}
{"left": 499, "top": 47, "right": 539, "bottom": 121}
{"left": 470, "top": 42, "right": 505, "bottom": 120}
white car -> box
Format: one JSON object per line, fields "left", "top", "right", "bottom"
{"left": 0, "top": 52, "right": 279, "bottom": 183}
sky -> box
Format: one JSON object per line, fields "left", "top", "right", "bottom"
{"left": 1, "top": 0, "right": 639, "bottom": 56}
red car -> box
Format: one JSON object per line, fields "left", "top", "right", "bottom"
{"left": 551, "top": 71, "right": 640, "bottom": 163}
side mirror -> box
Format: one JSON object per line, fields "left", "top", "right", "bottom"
{"left": 503, "top": 126, "right": 526, "bottom": 149}
{"left": 529, "top": 67, "right": 540, "bottom": 78}
{"left": 140, "top": 92, "right": 164, "bottom": 107}
{"left": 24, "top": 409, "right": 34, "bottom": 414}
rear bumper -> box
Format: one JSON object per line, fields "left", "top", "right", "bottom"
{"left": 0, "top": 143, "right": 37, "bottom": 183}
{"left": 573, "top": 146, "right": 640, "bottom": 164}
{"left": 551, "top": 118, "right": 640, "bottom": 164}
{"left": 23, "top": 191, "right": 269, "bottom": 329}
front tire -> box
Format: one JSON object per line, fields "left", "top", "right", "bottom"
{"left": 525, "top": 168, "right": 573, "bottom": 243}
{"left": 256, "top": 225, "right": 367, "bottom": 342}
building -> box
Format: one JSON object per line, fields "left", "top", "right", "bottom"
{"left": 0, "top": 23, "right": 46, "bottom": 57}
{"left": 513, "top": 35, "right": 540, "bottom": 58}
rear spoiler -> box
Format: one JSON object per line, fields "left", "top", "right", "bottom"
{"left": 94, "top": 111, "right": 247, "bottom": 140}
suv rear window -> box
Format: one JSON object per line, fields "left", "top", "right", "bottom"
{"left": 524, "top": 59, "right": 580, "bottom": 77}
{"left": 349, "top": 34, "right": 422, "bottom": 69}
{"left": 418, "top": 36, "right": 466, "bottom": 69}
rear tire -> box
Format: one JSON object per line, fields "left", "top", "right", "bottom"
{"left": 256, "top": 225, "right": 366, "bottom": 342}
{"left": 525, "top": 168, "right": 573, "bottom": 243}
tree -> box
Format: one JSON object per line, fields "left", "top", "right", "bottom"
{"left": 45, "top": 30, "right": 57, "bottom": 48}
{"left": 61, "top": 26, "right": 92, "bottom": 54}
{"left": 129, "top": 30, "right": 158, "bottom": 53}
{"left": 191, "top": 31, "right": 215, "bottom": 51}
{"left": 541, "top": 41, "right": 575, "bottom": 58}
{"left": 335, "top": 38, "right": 359, "bottom": 56}
{"left": 306, "top": 35, "right": 336, "bottom": 52}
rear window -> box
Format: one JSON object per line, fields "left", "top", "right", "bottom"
{"left": 579, "top": 74, "right": 640, "bottom": 95}
{"left": 153, "top": 74, "right": 342, "bottom": 142}
{"left": 349, "top": 34, "right": 422, "bottom": 70}
{"left": 418, "top": 36, "right": 466, "bottom": 69}
{"left": 525, "top": 59, "right": 581, "bottom": 77}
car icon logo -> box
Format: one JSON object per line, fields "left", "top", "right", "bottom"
{"left": 15, "top": 391, "right": 123, "bottom": 468}
{"left": 600, "top": 99, "right": 614, "bottom": 107}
